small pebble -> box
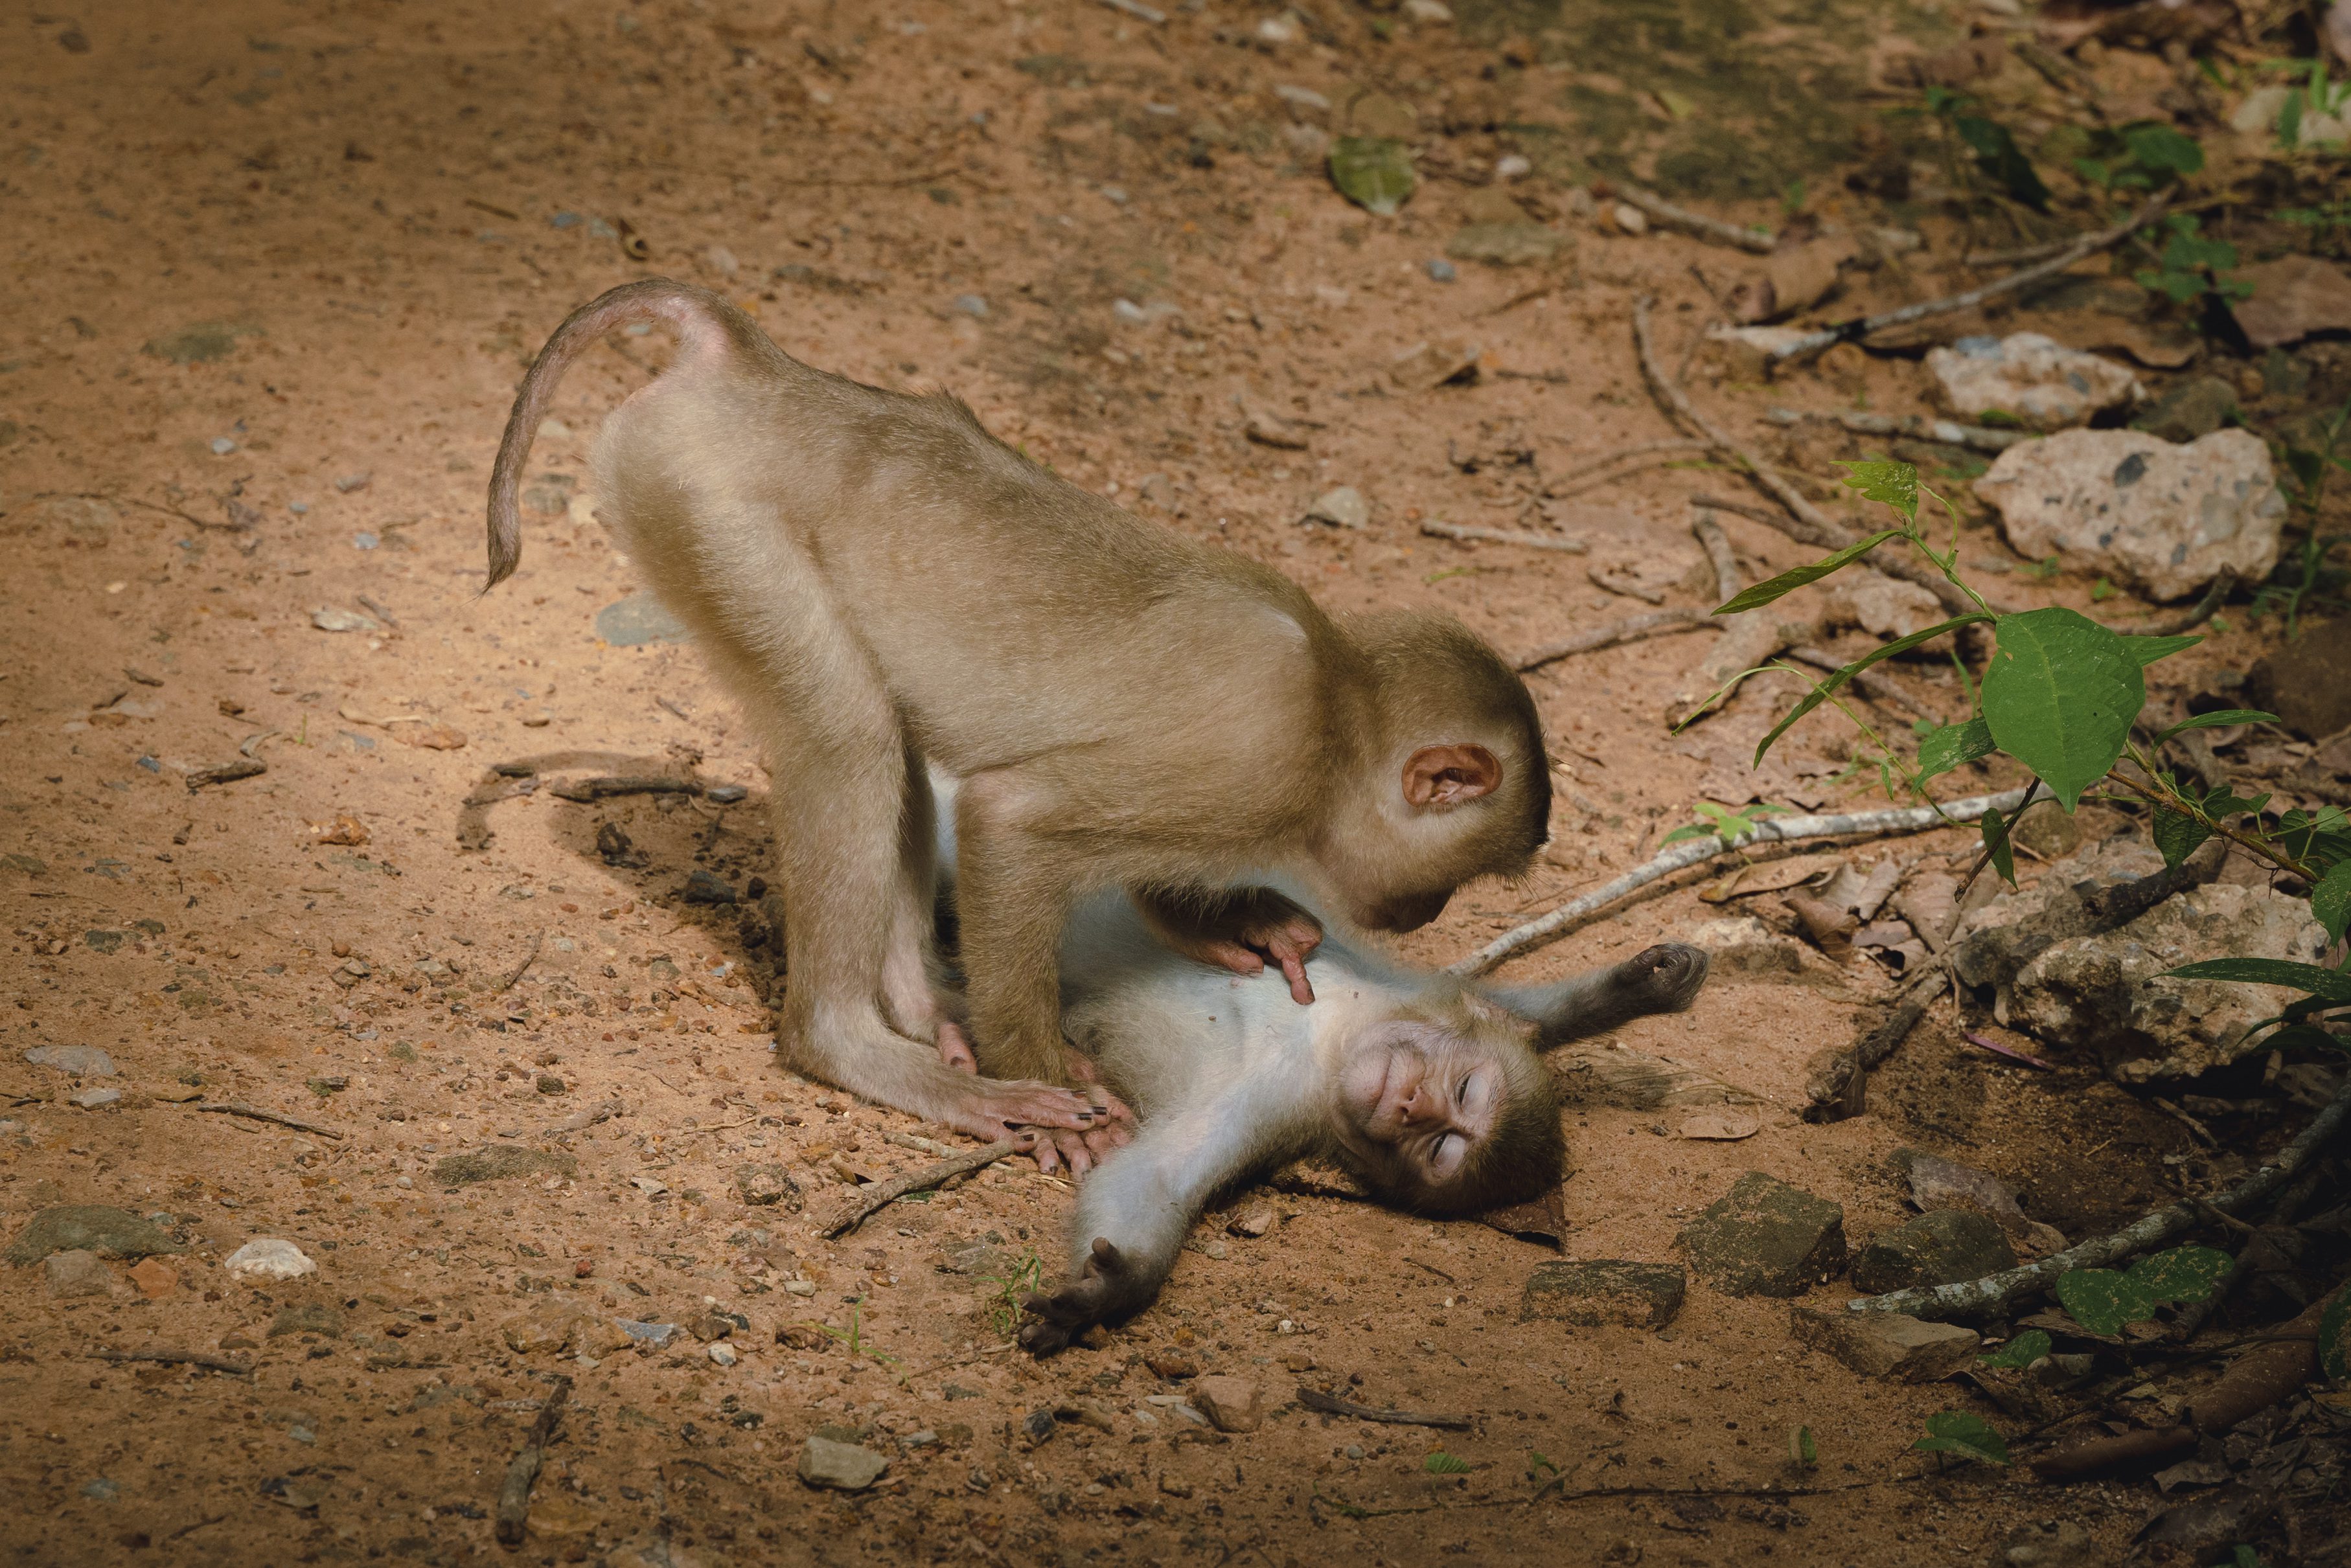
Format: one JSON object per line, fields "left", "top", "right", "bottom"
{"left": 708, "top": 1341, "right": 739, "bottom": 1367}
{"left": 352, "top": 532, "right": 378, "bottom": 550}
{"left": 1495, "top": 153, "right": 1531, "bottom": 180}
{"left": 334, "top": 472, "right": 371, "bottom": 493}
{"left": 1425, "top": 258, "right": 1457, "bottom": 282}
{"left": 224, "top": 1238, "right": 317, "bottom": 1282}
{"left": 209, "top": 437, "right": 237, "bottom": 455}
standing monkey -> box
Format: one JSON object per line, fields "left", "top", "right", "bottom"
{"left": 488, "top": 280, "right": 1551, "bottom": 1161}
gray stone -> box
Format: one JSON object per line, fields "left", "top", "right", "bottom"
{"left": 2008, "top": 883, "right": 2330, "bottom": 1082}
{"left": 1302, "top": 486, "right": 1370, "bottom": 530}
{"left": 594, "top": 592, "right": 689, "bottom": 647}
{"left": 1852, "top": 1210, "right": 2016, "bottom": 1295}
{"left": 23, "top": 1045, "right": 117, "bottom": 1077}
{"left": 1975, "top": 427, "right": 2286, "bottom": 602}
{"left": 1890, "top": 1149, "right": 2068, "bottom": 1258}
{"left": 1445, "top": 222, "right": 1566, "bottom": 267}
{"left": 6, "top": 1205, "right": 182, "bottom": 1266}
{"left": 2247, "top": 617, "right": 2351, "bottom": 740}
{"left": 733, "top": 1163, "right": 803, "bottom": 1210}
{"left": 1677, "top": 1172, "right": 1847, "bottom": 1298}
{"left": 679, "top": 870, "right": 737, "bottom": 905}
{"left": 797, "top": 1435, "right": 889, "bottom": 1492}
{"left": 616, "top": 1318, "right": 679, "bottom": 1348}
{"left": 71, "top": 1087, "right": 121, "bottom": 1109}
{"left": 1520, "top": 1260, "right": 1686, "bottom": 1328}
{"left": 432, "top": 1146, "right": 576, "bottom": 1188}
{"left": 2134, "top": 376, "right": 2238, "bottom": 443}
{"left": 1993, "top": 1519, "right": 2098, "bottom": 1568}
{"left": 1927, "top": 333, "right": 2142, "bottom": 430}
{"left": 310, "top": 606, "right": 380, "bottom": 633}
{"left": 1791, "top": 1307, "right": 1980, "bottom": 1381}
{"left": 43, "top": 1249, "right": 119, "bottom": 1299}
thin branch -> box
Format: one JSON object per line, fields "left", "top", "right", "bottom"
{"left": 1421, "top": 520, "right": 1588, "bottom": 553}
{"left": 1633, "top": 300, "right": 1993, "bottom": 620}
{"left": 1762, "top": 407, "right": 2026, "bottom": 455}
{"left": 1850, "top": 1072, "right": 2351, "bottom": 1321}
{"left": 194, "top": 1102, "right": 345, "bottom": 1140}
{"left": 1548, "top": 438, "right": 1715, "bottom": 488}
{"left": 493, "top": 930, "right": 545, "bottom": 997}
{"left": 1765, "top": 192, "right": 2172, "bottom": 368}
{"left": 92, "top": 1348, "right": 254, "bottom": 1375}
{"left": 1517, "top": 609, "right": 1708, "bottom": 671}
{"left": 494, "top": 1374, "right": 573, "bottom": 1548}
{"left": 1446, "top": 788, "right": 2030, "bottom": 976}
{"left": 31, "top": 490, "right": 240, "bottom": 532}
{"left": 2125, "top": 569, "right": 2235, "bottom": 638}
{"left": 1295, "top": 1385, "right": 1473, "bottom": 1431}
{"left": 818, "top": 1138, "right": 1024, "bottom": 1238}
{"left": 1541, "top": 446, "right": 1719, "bottom": 501}
{"left": 1692, "top": 516, "right": 1741, "bottom": 605}
{"left": 1602, "top": 185, "right": 1776, "bottom": 254}
{"left": 1786, "top": 646, "right": 1932, "bottom": 719}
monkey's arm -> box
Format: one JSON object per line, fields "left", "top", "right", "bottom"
{"left": 1477, "top": 943, "right": 1709, "bottom": 1047}
{"left": 1130, "top": 885, "right": 1322, "bottom": 1005}
{"left": 1020, "top": 1093, "right": 1291, "bottom": 1353}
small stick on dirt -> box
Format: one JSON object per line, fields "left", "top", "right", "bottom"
{"left": 194, "top": 1102, "right": 346, "bottom": 1140}
{"left": 1097, "top": 0, "right": 1167, "bottom": 21}
{"left": 187, "top": 758, "right": 267, "bottom": 791}
{"left": 1765, "top": 192, "right": 2172, "bottom": 369}
{"left": 1422, "top": 520, "right": 1589, "bottom": 553}
{"left": 1636, "top": 302, "right": 1992, "bottom": 620}
{"left": 1803, "top": 970, "right": 1951, "bottom": 1121}
{"left": 2126, "top": 569, "right": 2235, "bottom": 639}
{"left": 549, "top": 775, "right": 703, "bottom": 802}
{"left": 1851, "top": 1074, "right": 2351, "bottom": 1322}
{"left": 1517, "top": 609, "right": 1709, "bottom": 672}
{"left": 770, "top": 166, "right": 966, "bottom": 189}
{"left": 819, "top": 1138, "right": 1026, "bottom": 1238}
{"left": 1587, "top": 565, "right": 1666, "bottom": 604}
{"left": 1602, "top": 185, "right": 1776, "bottom": 255}
{"left": 494, "top": 1374, "right": 573, "bottom": 1549}
{"left": 34, "top": 490, "right": 233, "bottom": 532}
{"left": 93, "top": 1348, "right": 254, "bottom": 1375}
{"left": 493, "top": 930, "right": 545, "bottom": 997}
{"left": 1693, "top": 516, "right": 1740, "bottom": 604}
{"left": 1296, "top": 1385, "right": 1473, "bottom": 1431}
{"left": 1548, "top": 438, "right": 1715, "bottom": 489}
{"left": 1786, "top": 646, "right": 1932, "bottom": 720}
{"left": 1763, "top": 407, "right": 2027, "bottom": 455}
{"left": 356, "top": 593, "right": 400, "bottom": 630}
{"left": 1447, "top": 788, "right": 2029, "bottom": 975}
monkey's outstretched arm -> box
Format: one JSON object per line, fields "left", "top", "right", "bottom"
{"left": 1020, "top": 1096, "right": 1287, "bottom": 1354}
{"left": 1478, "top": 942, "right": 1709, "bottom": 1047}
{"left": 485, "top": 278, "right": 739, "bottom": 588}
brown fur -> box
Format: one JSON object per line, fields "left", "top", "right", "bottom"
{"left": 487, "top": 279, "right": 1550, "bottom": 1138}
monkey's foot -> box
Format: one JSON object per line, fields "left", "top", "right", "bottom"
{"left": 1613, "top": 942, "right": 1709, "bottom": 1014}
{"left": 1019, "top": 1236, "right": 1145, "bottom": 1355}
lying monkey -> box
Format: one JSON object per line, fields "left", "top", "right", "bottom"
{"left": 488, "top": 282, "right": 1552, "bottom": 1170}
{"left": 922, "top": 778, "right": 1709, "bottom": 1352}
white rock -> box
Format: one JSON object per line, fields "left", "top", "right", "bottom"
{"left": 1611, "top": 201, "right": 1648, "bottom": 236}
{"left": 1925, "top": 333, "right": 2141, "bottom": 430}
{"left": 1301, "top": 486, "right": 1369, "bottom": 529}
{"left": 707, "top": 1341, "right": 739, "bottom": 1367}
{"left": 71, "top": 1087, "right": 121, "bottom": 1109}
{"left": 311, "top": 607, "right": 380, "bottom": 634}
{"left": 1974, "top": 427, "right": 2287, "bottom": 601}
{"left": 25, "top": 1045, "right": 117, "bottom": 1077}
{"left": 1823, "top": 573, "right": 1944, "bottom": 639}
{"left": 2231, "top": 84, "right": 2289, "bottom": 137}
{"left": 1401, "top": 0, "right": 1452, "bottom": 21}
{"left": 225, "top": 1238, "right": 317, "bottom": 1282}
{"left": 1495, "top": 153, "right": 1531, "bottom": 181}
{"left": 1704, "top": 323, "right": 1813, "bottom": 380}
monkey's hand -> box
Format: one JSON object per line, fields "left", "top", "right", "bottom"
{"left": 1134, "top": 886, "right": 1323, "bottom": 1005}
{"left": 1019, "top": 1236, "right": 1151, "bottom": 1354}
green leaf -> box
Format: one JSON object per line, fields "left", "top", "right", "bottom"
{"left": 2127, "top": 1245, "right": 2233, "bottom": 1306}
{"left": 2278, "top": 806, "right": 2351, "bottom": 876}
{"left": 1916, "top": 716, "right": 1996, "bottom": 785}
{"left": 1790, "top": 1425, "right": 1817, "bottom": 1467}
{"left": 2151, "top": 808, "right": 2212, "bottom": 870}
{"left": 2321, "top": 1290, "right": 2350, "bottom": 1386}
{"left": 1953, "top": 115, "right": 2051, "bottom": 210}
{"left": 2311, "top": 860, "right": 2351, "bottom": 946}
{"left": 2166, "top": 959, "right": 2351, "bottom": 1003}
{"left": 1912, "top": 1410, "right": 2010, "bottom": 1466}
{"left": 2121, "top": 122, "right": 2205, "bottom": 177}
{"left": 1981, "top": 608, "right": 2146, "bottom": 810}
{"left": 2263, "top": 1023, "right": 2351, "bottom": 1055}
{"left": 1977, "top": 1330, "right": 2052, "bottom": 1370}
{"left": 1754, "top": 613, "right": 1995, "bottom": 766}
{"left": 2054, "top": 1268, "right": 2156, "bottom": 1335}
{"left": 2157, "top": 709, "right": 2278, "bottom": 740}
{"left": 1981, "top": 803, "right": 2017, "bottom": 886}
{"left": 1715, "top": 529, "right": 1908, "bottom": 615}
{"left": 2126, "top": 633, "right": 2203, "bottom": 668}
{"left": 1423, "top": 1451, "right": 1470, "bottom": 1475}
{"left": 1528, "top": 1449, "right": 1558, "bottom": 1476}
{"left": 1328, "top": 137, "right": 1417, "bottom": 216}
{"left": 1835, "top": 460, "right": 1920, "bottom": 523}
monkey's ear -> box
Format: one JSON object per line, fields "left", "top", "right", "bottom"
{"left": 1402, "top": 744, "right": 1501, "bottom": 810}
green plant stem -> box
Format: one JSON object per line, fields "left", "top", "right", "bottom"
{"left": 2104, "top": 770, "right": 2315, "bottom": 883}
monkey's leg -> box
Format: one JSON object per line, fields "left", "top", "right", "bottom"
{"left": 952, "top": 771, "right": 1086, "bottom": 1085}
{"left": 878, "top": 744, "right": 945, "bottom": 1041}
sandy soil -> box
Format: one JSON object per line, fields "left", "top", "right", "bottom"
{"left": 3, "top": 0, "right": 2347, "bottom": 1563}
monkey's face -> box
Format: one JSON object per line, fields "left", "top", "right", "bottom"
{"left": 1333, "top": 1022, "right": 1505, "bottom": 1189}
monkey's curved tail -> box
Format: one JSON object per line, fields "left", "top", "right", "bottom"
{"left": 485, "top": 278, "right": 733, "bottom": 591}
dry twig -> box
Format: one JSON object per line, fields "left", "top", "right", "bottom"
{"left": 819, "top": 1138, "right": 1025, "bottom": 1238}
{"left": 1764, "top": 192, "right": 2172, "bottom": 369}
{"left": 194, "top": 1102, "right": 345, "bottom": 1140}
{"left": 1421, "top": 520, "right": 1588, "bottom": 554}
{"left": 1762, "top": 407, "right": 2026, "bottom": 455}
{"left": 1850, "top": 1073, "right": 2351, "bottom": 1321}
{"left": 493, "top": 930, "right": 545, "bottom": 997}
{"left": 1603, "top": 185, "right": 1776, "bottom": 254}
{"left": 494, "top": 1375, "right": 573, "bottom": 1547}
{"left": 92, "top": 1348, "right": 253, "bottom": 1375}
{"left": 1447, "top": 788, "right": 2029, "bottom": 975}
{"left": 1296, "top": 1385, "right": 1473, "bottom": 1431}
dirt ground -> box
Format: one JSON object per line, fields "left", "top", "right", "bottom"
{"left": 5, "top": 0, "right": 2350, "bottom": 1563}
